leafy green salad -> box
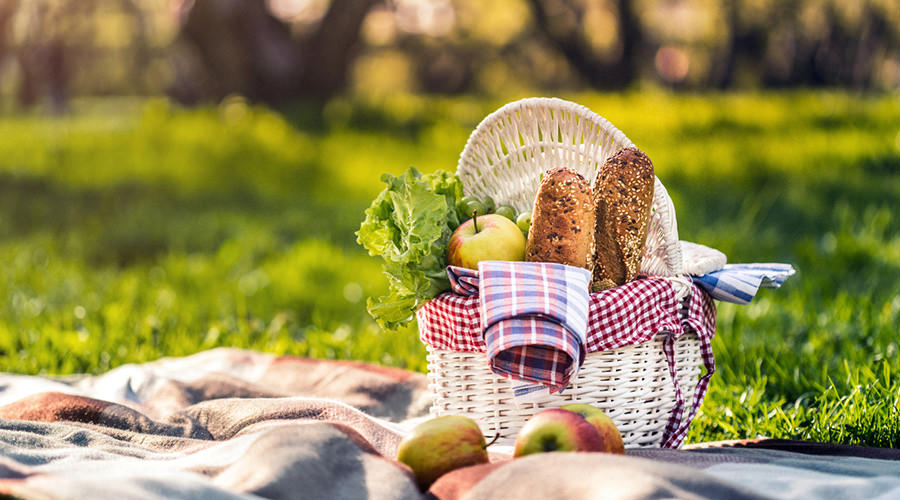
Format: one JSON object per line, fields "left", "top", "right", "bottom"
{"left": 356, "top": 168, "right": 463, "bottom": 330}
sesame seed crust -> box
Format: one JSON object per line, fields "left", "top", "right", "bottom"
{"left": 525, "top": 167, "right": 595, "bottom": 270}
{"left": 591, "top": 147, "right": 655, "bottom": 292}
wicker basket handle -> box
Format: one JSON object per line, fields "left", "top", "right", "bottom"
{"left": 457, "top": 97, "right": 683, "bottom": 278}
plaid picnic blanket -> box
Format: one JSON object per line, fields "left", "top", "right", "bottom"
{"left": 2, "top": 349, "right": 900, "bottom": 499}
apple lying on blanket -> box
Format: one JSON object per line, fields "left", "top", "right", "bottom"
{"left": 447, "top": 212, "right": 526, "bottom": 270}
{"left": 513, "top": 408, "right": 605, "bottom": 457}
{"left": 559, "top": 403, "right": 625, "bottom": 454}
{"left": 397, "top": 415, "right": 490, "bottom": 490}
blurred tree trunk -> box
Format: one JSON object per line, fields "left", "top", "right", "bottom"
{"left": 44, "top": 41, "right": 67, "bottom": 113}
{"left": 709, "top": 0, "right": 755, "bottom": 88}
{"left": 172, "top": 0, "right": 379, "bottom": 104}
{"left": 712, "top": 0, "right": 895, "bottom": 89}
{"left": 850, "top": 3, "right": 891, "bottom": 88}
{"left": 297, "top": 0, "right": 379, "bottom": 96}
{"left": 10, "top": 0, "right": 77, "bottom": 112}
{"left": 808, "top": 2, "right": 891, "bottom": 89}
{"left": 119, "top": 0, "right": 150, "bottom": 94}
{"left": 526, "top": 0, "right": 641, "bottom": 89}
{"left": 0, "top": 0, "right": 16, "bottom": 106}
{"left": 0, "top": 0, "right": 17, "bottom": 61}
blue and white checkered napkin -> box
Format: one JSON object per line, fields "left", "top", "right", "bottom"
{"left": 692, "top": 263, "right": 796, "bottom": 305}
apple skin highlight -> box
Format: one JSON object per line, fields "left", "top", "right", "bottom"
{"left": 560, "top": 403, "right": 626, "bottom": 454}
{"left": 396, "top": 415, "right": 489, "bottom": 490}
{"left": 513, "top": 408, "right": 606, "bottom": 457}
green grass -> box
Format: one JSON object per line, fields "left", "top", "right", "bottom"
{"left": 1, "top": 91, "right": 899, "bottom": 447}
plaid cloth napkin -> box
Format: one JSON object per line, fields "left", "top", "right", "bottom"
{"left": 692, "top": 263, "right": 795, "bottom": 305}
{"left": 444, "top": 263, "right": 591, "bottom": 392}
{"left": 477, "top": 261, "right": 591, "bottom": 393}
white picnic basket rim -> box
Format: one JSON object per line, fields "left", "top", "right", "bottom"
{"left": 456, "top": 96, "right": 684, "bottom": 280}
{"left": 422, "top": 97, "right": 706, "bottom": 448}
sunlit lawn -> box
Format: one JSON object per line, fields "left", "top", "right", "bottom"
{"left": 1, "top": 91, "right": 898, "bottom": 446}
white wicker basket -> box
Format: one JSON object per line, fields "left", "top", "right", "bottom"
{"left": 424, "top": 98, "right": 707, "bottom": 448}
{"left": 427, "top": 334, "right": 701, "bottom": 448}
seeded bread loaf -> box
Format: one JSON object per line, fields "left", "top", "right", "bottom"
{"left": 525, "top": 167, "right": 595, "bottom": 270}
{"left": 591, "top": 147, "right": 655, "bottom": 291}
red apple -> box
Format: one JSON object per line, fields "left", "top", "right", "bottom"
{"left": 560, "top": 403, "right": 625, "bottom": 454}
{"left": 513, "top": 408, "right": 604, "bottom": 457}
{"left": 447, "top": 212, "right": 526, "bottom": 270}
{"left": 396, "top": 415, "right": 490, "bottom": 490}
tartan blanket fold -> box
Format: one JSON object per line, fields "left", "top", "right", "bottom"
{"left": 4, "top": 350, "right": 900, "bottom": 500}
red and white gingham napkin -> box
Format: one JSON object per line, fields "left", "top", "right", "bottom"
{"left": 416, "top": 266, "right": 717, "bottom": 448}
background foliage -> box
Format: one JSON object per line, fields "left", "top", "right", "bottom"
{"left": 1, "top": 92, "right": 898, "bottom": 446}
{"left": 1, "top": 0, "right": 899, "bottom": 111}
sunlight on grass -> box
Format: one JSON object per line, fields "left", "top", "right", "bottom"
{"left": 0, "top": 91, "right": 898, "bottom": 445}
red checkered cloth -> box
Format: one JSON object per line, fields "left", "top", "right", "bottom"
{"left": 661, "top": 288, "right": 717, "bottom": 448}
{"left": 416, "top": 268, "right": 717, "bottom": 448}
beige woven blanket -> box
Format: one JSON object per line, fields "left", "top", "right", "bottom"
{"left": 1, "top": 348, "right": 899, "bottom": 499}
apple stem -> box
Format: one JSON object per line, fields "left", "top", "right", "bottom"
{"left": 483, "top": 432, "right": 500, "bottom": 449}
{"left": 473, "top": 209, "right": 479, "bottom": 233}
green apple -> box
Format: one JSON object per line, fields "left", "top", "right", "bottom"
{"left": 447, "top": 213, "right": 526, "bottom": 270}
{"left": 560, "top": 403, "right": 625, "bottom": 454}
{"left": 396, "top": 415, "right": 489, "bottom": 490}
{"left": 494, "top": 205, "right": 517, "bottom": 221}
{"left": 513, "top": 408, "right": 604, "bottom": 458}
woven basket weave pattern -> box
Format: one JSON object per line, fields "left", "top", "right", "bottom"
{"left": 457, "top": 99, "right": 632, "bottom": 213}
{"left": 424, "top": 98, "right": 707, "bottom": 448}
{"left": 456, "top": 97, "right": 683, "bottom": 278}
{"left": 427, "top": 334, "right": 701, "bottom": 448}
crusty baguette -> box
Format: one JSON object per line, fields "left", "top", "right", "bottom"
{"left": 525, "top": 167, "right": 595, "bottom": 270}
{"left": 591, "top": 147, "right": 655, "bottom": 291}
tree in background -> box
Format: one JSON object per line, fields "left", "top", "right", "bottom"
{"left": 0, "top": 0, "right": 154, "bottom": 111}
{"left": 0, "top": 1, "right": 17, "bottom": 68}
{"left": 709, "top": 0, "right": 899, "bottom": 89}
{"left": 3, "top": 0, "right": 70, "bottom": 112}
{"left": 0, "top": 0, "right": 898, "bottom": 110}
{"left": 527, "top": 0, "right": 642, "bottom": 89}
{"left": 170, "top": 0, "right": 379, "bottom": 104}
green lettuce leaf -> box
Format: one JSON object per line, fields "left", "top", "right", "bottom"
{"left": 356, "top": 167, "right": 462, "bottom": 329}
